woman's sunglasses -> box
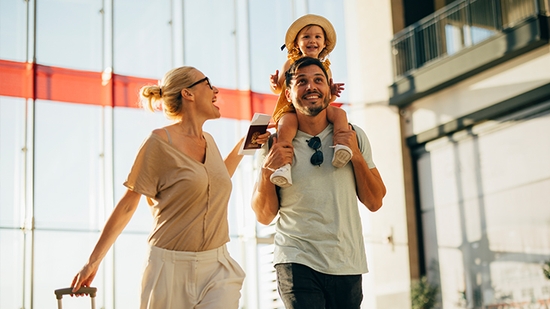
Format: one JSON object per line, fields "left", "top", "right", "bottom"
{"left": 307, "top": 136, "right": 323, "bottom": 166}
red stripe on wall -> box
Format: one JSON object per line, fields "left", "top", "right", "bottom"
{"left": 217, "top": 88, "right": 253, "bottom": 120}
{"left": 0, "top": 60, "right": 33, "bottom": 98}
{"left": 0, "top": 60, "right": 278, "bottom": 121}
{"left": 112, "top": 74, "right": 157, "bottom": 109}
{"left": 35, "top": 64, "right": 104, "bottom": 105}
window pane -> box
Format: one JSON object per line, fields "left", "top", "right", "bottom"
{"left": 113, "top": 107, "right": 168, "bottom": 232}
{"left": 183, "top": 0, "right": 237, "bottom": 89}
{"left": 0, "top": 97, "right": 26, "bottom": 228}
{"left": 34, "top": 101, "right": 102, "bottom": 230}
{"left": 113, "top": 0, "right": 172, "bottom": 78}
{"left": 114, "top": 233, "right": 149, "bottom": 309}
{"left": 307, "top": 0, "right": 349, "bottom": 102}
{"left": 203, "top": 118, "right": 253, "bottom": 237}
{"left": 249, "top": 0, "right": 293, "bottom": 93}
{"left": 418, "top": 109, "right": 550, "bottom": 308}
{"left": 33, "top": 230, "right": 105, "bottom": 308}
{"left": 0, "top": 230, "right": 24, "bottom": 309}
{"left": 0, "top": 1, "right": 27, "bottom": 61}
{"left": 248, "top": 0, "right": 348, "bottom": 101}
{"left": 36, "top": 0, "right": 103, "bottom": 71}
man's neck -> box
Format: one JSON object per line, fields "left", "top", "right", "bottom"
{"left": 296, "top": 111, "right": 330, "bottom": 136}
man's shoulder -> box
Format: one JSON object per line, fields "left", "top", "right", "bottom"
{"left": 350, "top": 123, "right": 366, "bottom": 136}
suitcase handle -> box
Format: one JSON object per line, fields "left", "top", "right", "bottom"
{"left": 54, "top": 287, "right": 97, "bottom": 299}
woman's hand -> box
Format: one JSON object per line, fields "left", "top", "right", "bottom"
{"left": 71, "top": 263, "right": 98, "bottom": 295}
{"left": 253, "top": 125, "right": 274, "bottom": 146}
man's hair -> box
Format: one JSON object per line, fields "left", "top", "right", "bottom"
{"left": 285, "top": 57, "right": 329, "bottom": 87}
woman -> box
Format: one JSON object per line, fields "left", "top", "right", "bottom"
{"left": 71, "top": 66, "right": 268, "bottom": 308}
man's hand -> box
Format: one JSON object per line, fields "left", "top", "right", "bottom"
{"left": 252, "top": 136, "right": 291, "bottom": 225}
{"left": 263, "top": 137, "right": 294, "bottom": 172}
{"left": 333, "top": 125, "right": 358, "bottom": 155}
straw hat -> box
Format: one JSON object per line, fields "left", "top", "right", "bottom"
{"left": 284, "top": 14, "right": 337, "bottom": 54}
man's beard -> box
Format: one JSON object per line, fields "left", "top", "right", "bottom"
{"left": 294, "top": 93, "right": 330, "bottom": 116}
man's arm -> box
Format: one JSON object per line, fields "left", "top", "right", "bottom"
{"left": 251, "top": 138, "right": 293, "bottom": 225}
{"left": 251, "top": 168, "right": 280, "bottom": 225}
{"left": 334, "top": 127, "right": 386, "bottom": 212}
{"left": 350, "top": 161, "right": 386, "bottom": 212}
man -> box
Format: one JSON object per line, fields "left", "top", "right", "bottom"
{"left": 251, "top": 57, "right": 386, "bottom": 309}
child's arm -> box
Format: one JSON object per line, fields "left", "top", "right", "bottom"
{"left": 269, "top": 60, "right": 292, "bottom": 94}
{"left": 269, "top": 70, "right": 281, "bottom": 94}
{"left": 326, "top": 68, "right": 345, "bottom": 102}
{"left": 330, "top": 80, "right": 345, "bottom": 102}
{"left": 326, "top": 105, "right": 349, "bottom": 135}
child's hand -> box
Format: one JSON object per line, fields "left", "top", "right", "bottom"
{"left": 331, "top": 82, "right": 345, "bottom": 98}
{"left": 269, "top": 70, "right": 280, "bottom": 90}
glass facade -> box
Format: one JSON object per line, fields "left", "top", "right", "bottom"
{"left": 416, "top": 106, "right": 550, "bottom": 308}
{"left": 0, "top": 0, "right": 27, "bottom": 61}
{"left": 0, "top": 1, "right": 348, "bottom": 308}
{"left": 36, "top": 0, "right": 103, "bottom": 71}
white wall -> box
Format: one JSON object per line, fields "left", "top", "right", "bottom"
{"left": 344, "top": 1, "right": 413, "bottom": 308}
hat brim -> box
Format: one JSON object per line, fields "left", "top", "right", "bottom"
{"left": 285, "top": 14, "right": 337, "bottom": 54}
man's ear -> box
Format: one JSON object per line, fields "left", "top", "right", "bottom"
{"left": 285, "top": 88, "right": 292, "bottom": 102}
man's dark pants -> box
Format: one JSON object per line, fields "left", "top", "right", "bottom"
{"left": 275, "top": 263, "right": 363, "bottom": 309}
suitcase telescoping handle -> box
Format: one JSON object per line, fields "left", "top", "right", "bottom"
{"left": 54, "top": 287, "right": 97, "bottom": 309}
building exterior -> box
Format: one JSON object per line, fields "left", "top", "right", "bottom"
{"left": 387, "top": 0, "right": 550, "bottom": 308}
{"left": 1, "top": 0, "right": 549, "bottom": 309}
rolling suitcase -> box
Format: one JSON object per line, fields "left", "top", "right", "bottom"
{"left": 54, "top": 287, "right": 97, "bottom": 309}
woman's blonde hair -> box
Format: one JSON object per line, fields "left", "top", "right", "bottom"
{"left": 139, "top": 66, "right": 197, "bottom": 120}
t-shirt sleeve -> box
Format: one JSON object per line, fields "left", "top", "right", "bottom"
{"left": 351, "top": 124, "right": 376, "bottom": 169}
{"left": 123, "top": 135, "right": 165, "bottom": 198}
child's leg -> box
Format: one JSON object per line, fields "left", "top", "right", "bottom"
{"left": 326, "top": 106, "right": 353, "bottom": 168}
{"left": 270, "top": 112, "right": 297, "bottom": 188}
{"left": 277, "top": 112, "right": 299, "bottom": 144}
{"left": 326, "top": 105, "right": 348, "bottom": 134}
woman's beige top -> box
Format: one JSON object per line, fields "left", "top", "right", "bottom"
{"left": 124, "top": 132, "right": 231, "bottom": 252}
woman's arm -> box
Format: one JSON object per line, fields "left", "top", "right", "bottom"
{"left": 224, "top": 132, "right": 271, "bottom": 177}
{"left": 71, "top": 189, "right": 141, "bottom": 292}
{"left": 224, "top": 137, "right": 245, "bottom": 177}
